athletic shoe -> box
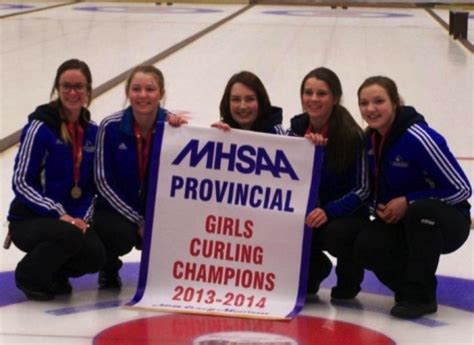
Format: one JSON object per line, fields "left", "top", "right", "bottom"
{"left": 306, "top": 253, "right": 332, "bottom": 295}
{"left": 98, "top": 270, "right": 122, "bottom": 290}
{"left": 390, "top": 301, "right": 437, "bottom": 319}
{"left": 16, "top": 280, "right": 54, "bottom": 301}
{"left": 330, "top": 285, "right": 361, "bottom": 300}
{"left": 51, "top": 276, "right": 72, "bottom": 295}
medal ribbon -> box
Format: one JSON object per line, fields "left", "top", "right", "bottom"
{"left": 66, "top": 122, "right": 84, "bottom": 188}
{"left": 134, "top": 123, "right": 152, "bottom": 183}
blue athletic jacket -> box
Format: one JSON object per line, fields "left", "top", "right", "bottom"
{"left": 265, "top": 106, "right": 286, "bottom": 135}
{"left": 8, "top": 103, "right": 97, "bottom": 221}
{"left": 288, "top": 113, "right": 369, "bottom": 219}
{"left": 367, "top": 106, "right": 471, "bottom": 218}
{"left": 94, "top": 106, "right": 168, "bottom": 227}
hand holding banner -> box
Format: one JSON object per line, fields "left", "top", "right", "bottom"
{"left": 129, "top": 124, "right": 323, "bottom": 319}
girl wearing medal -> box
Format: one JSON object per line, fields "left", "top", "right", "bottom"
{"left": 94, "top": 65, "right": 186, "bottom": 290}
{"left": 287, "top": 67, "right": 369, "bottom": 301}
{"left": 6, "top": 59, "right": 105, "bottom": 300}
{"left": 354, "top": 76, "right": 471, "bottom": 319}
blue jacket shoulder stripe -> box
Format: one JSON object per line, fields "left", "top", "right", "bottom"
{"left": 272, "top": 125, "right": 286, "bottom": 135}
{"left": 95, "top": 112, "right": 142, "bottom": 224}
{"left": 100, "top": 111, "right": 123, "bottom": 126}
{"left": 356, "top": 151, "right": 370, "bottom": 200}
{"left": 14, "top": 120, "right": 66, "bottom": 215}
{"left": 408, "top": 125, "right": 471, "bottom": 204}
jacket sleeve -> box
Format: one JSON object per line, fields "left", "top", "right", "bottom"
{"left": 83, "top": 195, "right": 96, "bottom": 223}
{"left": 322, "top": 148, "right": 370, "bottom": 219}
{"left": 405, "top": 124, "right": 472, "bottom": 204}
{"left": 12, "top": 120, "right": 67, "bottom": 218}
{"left": 271, "top": 124, "right": 286, "bottom": 135}
{"left": 285, "top": 127, "right": 298, "bottom": 137}
{"left": 94, "top": 119, "right": 144, "bottom": 226}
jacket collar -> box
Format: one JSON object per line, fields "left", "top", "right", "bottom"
{"left": 119, "top": 106, "right": 167, "bottom": 136}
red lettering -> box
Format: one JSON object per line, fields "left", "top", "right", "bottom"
{"left": 265, "top": 272, "right": 276, "bottom": 291}
{"left": 223, "top": 267, "right": 236, "bottom": 284}
{"left": 174, "top": 261, "right": 276, "bottom": 292}
{"left": 214, "top": 240, "right": 225, "bottom": 260}
{"left": 205, "top": 214, "right": 216, "bottom": 234}
{"left": 189, "top": 238, "right": 200, "bottom": 256}
{"left": 173, "top": 261, "right": 184, "bottom": 279}
{"left": 223, "top": 217, "right": 233, "bottom": 235}
{"left": 204, "top": 214, "right": 254, "bottom": 238}
{"left": 244, "top": 220, "right": 253, "bottom": 238}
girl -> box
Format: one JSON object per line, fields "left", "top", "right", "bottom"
{"left": 212, "top": 71, "right": 285, "bottom": 134}
{"left": 288, "top": 67, "right": 369, "bottom": 300}
{"left": 355, "top": 76, "right": 471, "bottom": 319}
{"left": 94, "top": 65, "right": 186, "bottom": 289}
{"left": 7, "top": 59, "right": 105, "bottom": 300}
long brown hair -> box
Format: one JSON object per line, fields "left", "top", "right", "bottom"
{"left": 301, "top": 67, "right": 363, "bottom": 173}
{"left": 219, "top": 71, "right": 272, "bottom": 131}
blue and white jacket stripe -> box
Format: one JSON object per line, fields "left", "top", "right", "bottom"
{"left": 8, "top": 104, "right": 98, "bottom": 221}
{"left": 367, "top": 106, "right": 471, "bottom": 217}
{"left": 94, "top": 106, "right": 168, "bottom": 226}
{"left": 13, "top": 120, "right": 66, "bottom": 216}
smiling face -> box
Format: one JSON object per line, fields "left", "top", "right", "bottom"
{"left": 127, "top": 71, "right": 163, "bottom": 119}
{"left": 229, "top": 82, "right": 259, "bottom": 130}
{"left": 301, "top": 77, "right": 337, "bottom": 127}
{"left": 358, "top": 84, "right": 397, "bottom": 135}
{"left": 58, "top": 69, "right": 88, "bottom": 119}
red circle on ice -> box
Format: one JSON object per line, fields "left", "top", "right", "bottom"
{"left": 93, "top": 314, "right": 395, "bottom": 344}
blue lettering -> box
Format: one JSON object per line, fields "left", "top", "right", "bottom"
{"left": 215, "top": 180, "right": 228, "bottom": 202}
{"left": 269, "top": 189, "right": 283, "bottom": 210}
{"left": 249, "top": 185, "right": 263, "bottom": 207}
{"left": 185, "top": 177, "right": 198, "bottom": 199}
{"left": 199, "top": 179, "right": 213, "bottom": 201}
{"left": 172, "top": 140, "right": 215, "bottom": 169}
{"left": 284, "top": 190, "right": 294, "bottom": 212}
{"left": 214, "top": 142, "right": 236, "bottom": 171}
{"left": 226, "top": 183, "right": 235, "bottom": 204}
{"left": 255, "top": 148, "right": 274, "bottom": 177}
{"left": 168, "top": 176, "right": 295, "bottom": 213}
{"left": 275, "top": 150, "right": 298, "bottom": 180}
{"left": 263, "top": 187, "right": 272, "bottom": 208}
{"left": 172, "top": 140, "right": 299, "bottom": 180}
{"left": 235, "top": 184, "right": 249, "bottom": 206}
{"left": 170, "top": 175, "right": 184, "bottom": 197}
{"left": 236, "top": 145, "right": 256, "bottom": 174}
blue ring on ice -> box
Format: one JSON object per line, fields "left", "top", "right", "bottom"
{"left": 262, "top": 10, "right": 412, "bottom": 18}
{"left": 0, "top": 4, "right": 35, "bottom": 10}
{"left": 74, "top": 6, "right": 222, "bottom": 14}
{"left": 0, "top": 263, "right": 472, "bottom": 313}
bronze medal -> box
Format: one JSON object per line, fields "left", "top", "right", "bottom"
{"left": 71, "top": 185, "right": 82, "bottom": 199}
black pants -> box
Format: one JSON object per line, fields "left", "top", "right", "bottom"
{"left": 308, "top": 215, "right": 366, "bottom": 291}
{"left": 92, "top": 209, "right": 140, "bottom": 273}
{"left": 10, "top": 217, "right": 105, "bottom": 289}
{"left": 355, "top": 199, "right": 470, "bottom": 303}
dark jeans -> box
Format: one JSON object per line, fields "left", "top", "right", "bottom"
{"left": 355, "top": 199, "right": 470, "bottom": 303}
{"left": 308, "top": 215, "right": 366, "bottom": 291}
{"left": 92, "top": 209, "right": 140, "bottom": 273}
{"left": 10, "top": 217, "right": 105, "bottom": 289}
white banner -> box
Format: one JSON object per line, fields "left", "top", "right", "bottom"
{"left": 129, "top": 124, "right": 323, "bottom": 320}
